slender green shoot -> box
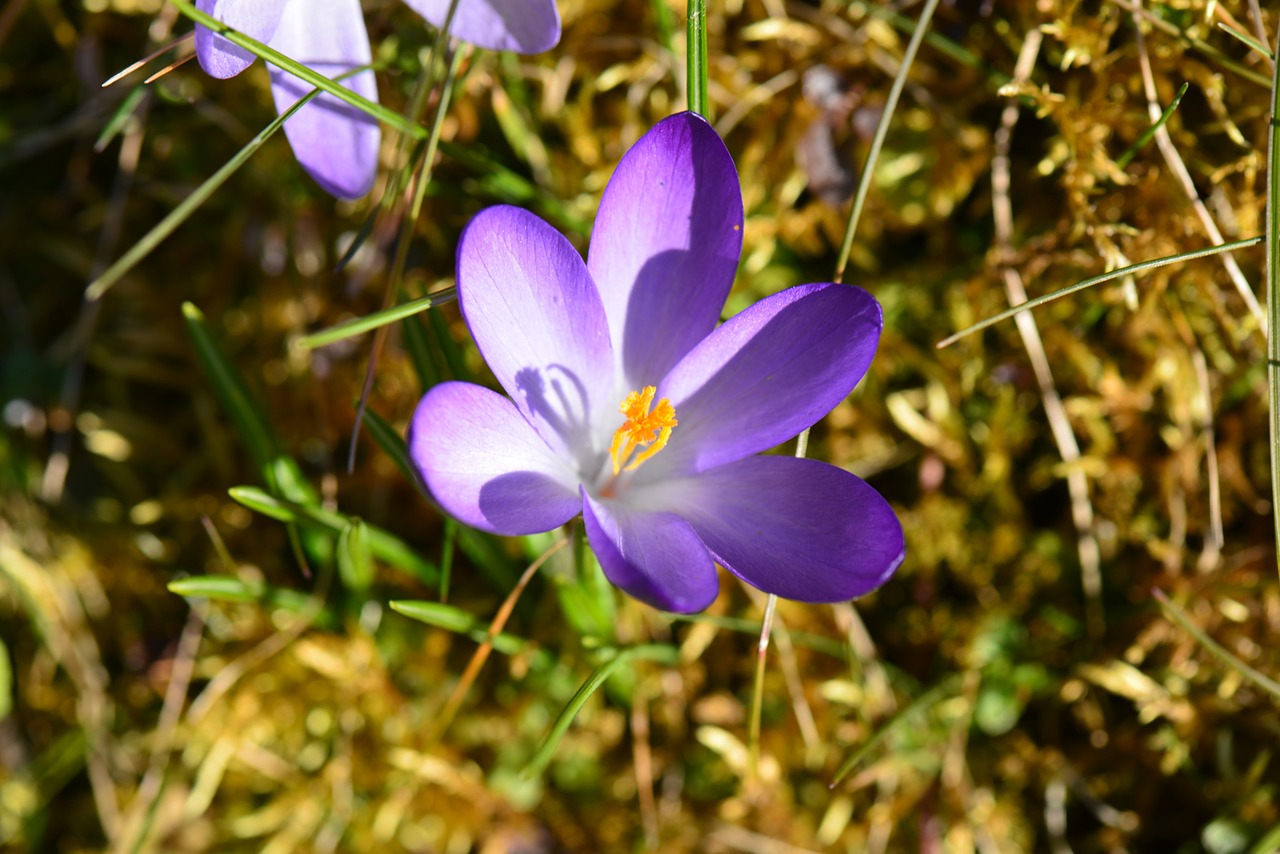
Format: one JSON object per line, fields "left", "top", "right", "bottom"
{"left": 687, "top": 0, "right": 708, "bottom": 118}
{"left": 1153, "top": 590, "right": 1280, "bottom": 702}
{"left": 298, "top": 289, "right": 456, "bottom": 350}
{"left": 1215, "top": 22, "right": 1273, "bottom": 61}
{"left": 1267, "top": 29, "right": 1280, "bottom": 583}
{"left": 651, "top": 0, "right": 676, "bottom": 57}
{"left": 834, "top": 0, "right": 944, "bottom": 283}
{"left": 936, "top": 236, "right": 1264, "bottom": 348}
{"left": 1116, "top": 81, "right": 1188, "bottom": 169}
{"left": 524, "top": 644, "right": 680, "bottom": 777}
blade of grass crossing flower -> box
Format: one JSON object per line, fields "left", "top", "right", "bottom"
{"left": 298, "top": 290, "right": 456, "bottom": 350}
{"left": 524, "top": 644, "right": 681, "bottom": 778}
{"left": 686, "top": 0, "right": 708, "bottom": 118}
{"left": 1268, "top": 27, "right": 1280, "bottom": 584}
{"left": 1153, "top": 590, "right": 1280, "bottom": 701}
{"left": 1116, "top": 82, "right": 1188, "bottom": 169}
{"left": 168, "top": 0, "right": 427, "bottom": 139}
{"left": 834, "top": 0, "right": 943, "bottom": 284}
{"left": 936, "top": 237, "right": 1265, "bottom": 349}
{"left": 228, "top": 486, "right": 438, "bottom": 585}
{"left": 86, "top": 85, "right": 325, "bottom": 302}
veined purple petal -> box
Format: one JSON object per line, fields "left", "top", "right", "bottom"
{"left": 409, "top": 382, "right": 582, "bottom": 535}
{"left": 402, "top": 0, "right": 561, "bottom": 54}
{"left": 195, "top": 0, "right": 287, "bottom": 79}
{"left": 669, "top": 456, "right": 904, "bottom": 601}
{"left": 266, "top": 0, "right": 380, "bottom": 199}
{"left": 588, "top": 112, "right": 744, "bottom": 389}
{"left": 582, "top": 491, "right": 719, "bottom": 613}
{"left": 653, "top": 283, "right": 882, "bottom": 474}
{"left": 456, "top": 205, "right": 615, "bottom": 471}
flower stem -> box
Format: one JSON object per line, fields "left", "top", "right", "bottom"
{"left": 686, "top": 0, "right": 708, "bottom": 118}
{"left": 1267, "top": 25, "right": 1280, "bottom": 584}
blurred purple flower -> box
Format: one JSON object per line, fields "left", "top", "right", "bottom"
{"left": 408, "top": 112, "right": 904, "bottom": 613}
{"left": 195, "top": 0, "right": 380, "bottom": 199}
{"left": 404, "top": 0, "right": 561, "bottom": 54}
{"left": 194, "top": 0, "right": 561, "bottom": 199}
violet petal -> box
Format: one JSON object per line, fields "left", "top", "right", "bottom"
{"left": 195, "top": 0, "right": 287, "bottom": 80}
{"left": 456, "top": 205, "right": 615, "bottom": 471}
{"left": 582, "top": 490, "right": 719, "bottom": 613}
{"left": 401, "top": 0, "right": 561, "bottom": 54}
{"left": 669, "top": 455, "right": 904, "bottom": 601}
{"left": 588, "top": 112, "right": 744, "bottom": 389}
{"left": 409, "top": 381, "right": 582, "bottom": 535}
{"left": 266, "top": 0, "right": 380, "bottom": 199}
{"left": 654, "top": 282, "right": 882, "bottom": 474}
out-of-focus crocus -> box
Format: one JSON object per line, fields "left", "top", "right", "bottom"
{"left": 403, "top": 0, "right": 561, "bottom": 54}
{"left": 408, "top": 112, "right": 905, "bottom": 614}
{"left": 195, "top": 0, "right": 380, "bottom": 200}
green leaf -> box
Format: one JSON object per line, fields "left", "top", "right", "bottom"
{"left": 298, "top": 290, "right": 456, "bottom": 350}
{"left": 337, "top": 519, "right": 375, "bottom": 592}
{"left": 228, "top": 486, "right": 438, "bottom": 585}
{"left": 389, "top": 599, "right": 544, "bottom": 661}
{"left": 524, "top": 644, "right": 679, "bottom": 777}
{"left": 167, "top": 575, "right": 336, "bottom": 628}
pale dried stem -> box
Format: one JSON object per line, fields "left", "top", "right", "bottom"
{"left": 117, "top": 607, "right": 206, "bottom": 853}
{"left": 429, "top": 536, "right": 568, "bottom": 742}
{"left": 993, "top": 29, "right": 1104, "bottom": 636}
{"left": 1192, "top": 350, "right": 1224, "bottom": 570}
{"left": 1131, "top": 2, "right": 1265, "bottom": 332}
{"left": 631, "top": 686, "right": 659, "bottom": 849}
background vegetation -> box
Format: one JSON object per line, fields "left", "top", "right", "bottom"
{"left": 2, "top": 0, "right": 1279, "bottom": 850}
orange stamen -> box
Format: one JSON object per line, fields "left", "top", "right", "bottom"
{"left": 608, "top": 386, "right": 677, "bottom": 475}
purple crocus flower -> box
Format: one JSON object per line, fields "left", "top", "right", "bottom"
{"left": 404, "top": 0, "right": 561, "bottom": 54}
{"left": 408, "top": 112, "right": 905, "bottom": 613}
{"left": 195, "top": 0, "right": 381, "bottom": 199}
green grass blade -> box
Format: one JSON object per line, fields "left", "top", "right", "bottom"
{"left": 389, "top": 599, "right": 541, "bottom": 659}
{"left": 228, "top": 486, "right": 438, "bottom": 585}
{"left": 168, "top": 0, "right": 426, "bottom": 139}
{"left": 167, "top": 575, "right": 336, "bottom": 627}
{"left": 936, "top": 236, "right": 1264, "bottom": 348}
{"left": 1116, "top": 81, "right": 1188, "bottom": 168}
{"left": 181, "top": 302, "right": 319, "bottom": 506}
{"left": 524, "top": 644, "right": 680, "bottom": 777}
{"left": 86, "top": 85, "right": 324, "bottom": 302}
{"left": 337, "top": 519, "right": 374, "bottom": 592}
{"left": 1154, "top": 590, "right": 1280, "bottom": 702}
{"left": 686, "top": 0, "right": 708, "bottom": 118}
{"left": 298, "top": 289, "right": 456, "bottom": 350}
{"left": 1268, "top": 26, "right": 1280, "bottom": 585}
{"left": 93, "top": 85, "right": 147, "bottom": 153}
{"left": 834, "top": 0, "right": 943, "bottom": 283}
{"left": 1215, "top": 22, "right": 1273, "bottom": 61}
{"left": 362, "top": 407, "right": 417, "bottom": 485}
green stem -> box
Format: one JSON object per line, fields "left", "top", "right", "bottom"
{"left": 168, "top": 0, "right": 427, "bottom": 139}
{"left": 834, "top": 0, "right": 943, "bottom": 283}
{"left": 686, "top": 0, "right": 708, "bottom": 118}
{"left": 1267, "top": 27, "right": 1280, "bottom": 584}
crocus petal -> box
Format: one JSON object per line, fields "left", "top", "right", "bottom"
{"left": 456, "top": 205, "right": 615, "bottom": 472}
{"left": 265, "top": 0, "right": 381, "bottom": 199}
{"left": 653, "top": 282, "right": 882, "bottom": 474}
{"left": 402, "top": 0, "right": 561, "bottom": 54}
{"left": 668, "top": 456, "right": 904, "bottom": 602}
{"left": 409, "top": 382, "right": 582, "bottom": 535}
{"left": 582, "top": 491, "right": 719, "bottom": 613}
{"left": 195, "top": 0, "right": 287, "bottom": 79}
{"left": 588, "top": 112, "right": 744, "bottom": 389}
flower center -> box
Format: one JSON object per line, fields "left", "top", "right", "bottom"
{"left": 608, "top": 386, "right": 677, "bottom": 475}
